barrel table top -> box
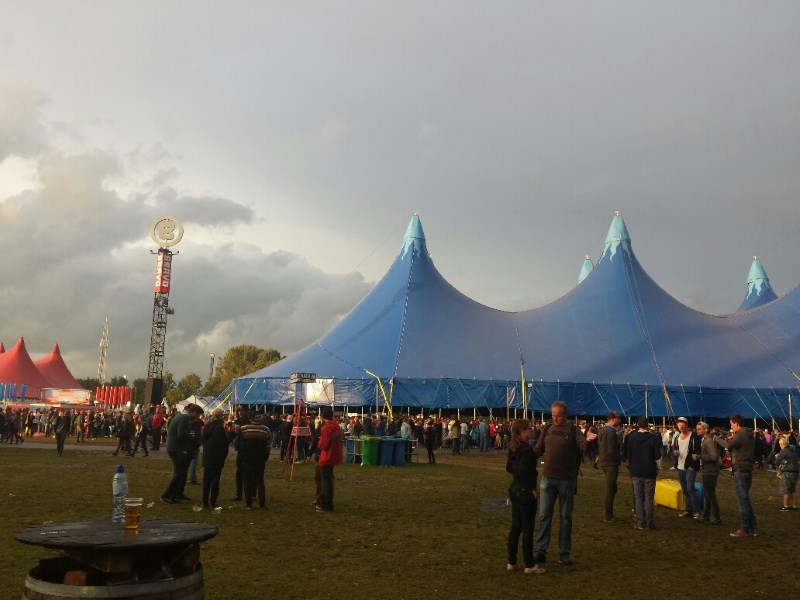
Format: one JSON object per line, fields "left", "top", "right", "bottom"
{"left": 16, "top": 519, "right": 218, "bottom": 551}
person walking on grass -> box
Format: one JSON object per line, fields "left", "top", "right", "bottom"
{"left": 239, "top": 414, "right": 271, "bottom": 510}
{"left": 717, "top": 414, "right": 758, "bottom": 537}
{"left": 54, "top": 409, "right": 71, "bottom": 457}
{"left": 532, "top": 401, "right": 586, "bottom": 567}
{"left": 672, "top": 417, "right": 701, "bottom": 518}
{"left": 624, "top": 417, "right": 662, "bottom": 530}
{"left": 696, "top": 422, "right": 724, "bottom": 524}
{"left": 315, "top": 406, "right": 343, "bottom": 512}
{"left": 506, "top": 419, "right": 545, "bottom": 575}
{"left": 774, "top": 437, "right": 798, "bottom": 511}
{"left": 202, "top": 407, "right": 230, "bottom": 510}
{"left": 597, "top": 411, "right": 622, "bottom": 522}
{"left": 161, "top": 403, "right": 204, "bottom": 504}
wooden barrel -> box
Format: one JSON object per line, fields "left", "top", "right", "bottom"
{"left": 22, "top": 565, "right": 204, "bottom": 599}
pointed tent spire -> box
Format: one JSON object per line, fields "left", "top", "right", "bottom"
{"left": 399, "top": 213, "right": 428, "bottom": 259}
{"left": 601, "top": 210, "right": 632, "bottom": 262}
{"left": 737, "top": 256, "right": 778, "bottom": 311}
{"left": 578, "top": 255, "right": 594, "bottom": 283}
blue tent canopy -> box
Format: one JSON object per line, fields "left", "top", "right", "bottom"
{"left": 232, "top": 213, "right": 799, "bottom": 419}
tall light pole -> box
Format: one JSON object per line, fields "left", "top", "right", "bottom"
{"left": 209, "top": 353, "right": 215, "bottom": 381}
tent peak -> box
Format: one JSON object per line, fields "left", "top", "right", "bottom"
{"left": 600, "top": 211, "right": 631, "bottom": 262}
{"left": 737, "top": 256, "right": 777, "bottom": 311}
{"left": 746, "top": 256, "right": 769, "bottom": 285}
{"left": 578, "top": 255, "right": 594, "bottom": 283}
{"left": 399, "top": 214, "right": 428, "bottom": 258}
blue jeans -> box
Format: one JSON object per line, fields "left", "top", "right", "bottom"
{"left": 677, "top": 469, "right": 697, "bottom": 514}
{"left": 534, "top": 476, "right": 575, "bottom": 557}
{"left": 733, "top": 471, "right": 757, "bottom": 533}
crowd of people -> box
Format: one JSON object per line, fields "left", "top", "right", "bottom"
{"left": 505, "top": 403, "right": 800, "bottom": 576}
{"left": 6, "top": 401, "right": 799, "bottom": 566}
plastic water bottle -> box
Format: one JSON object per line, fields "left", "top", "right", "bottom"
{"left": 112, "top": 465, "right": 128, "bottom": 524}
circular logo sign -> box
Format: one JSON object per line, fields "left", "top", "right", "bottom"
{"left": 150, "top": 216, "right": 184, "bottom": 248}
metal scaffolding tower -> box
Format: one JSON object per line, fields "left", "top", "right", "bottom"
{"left": 97, "top": 317, "right": 109, "bottom": 385}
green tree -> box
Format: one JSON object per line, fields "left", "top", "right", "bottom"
{"left": 177, "top": 373, "right": 203, "bottom": 398}
{"left": 162, "top": 372, "right": 180, "bottom": 405}
{"left": 132, "top": 378, "right": 146, "bottom": 404}
{"left": 77, "top": 377, "right": 101, "bottom": 391}
{"left": 201, "top": 345, "right": 282, "bottom": 397}
{"left": 108, "top": 375, "right": 129, "bottom": 387}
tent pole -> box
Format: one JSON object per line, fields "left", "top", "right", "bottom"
{"left": 789, "top": 393, "right": 792, "bottom": 429}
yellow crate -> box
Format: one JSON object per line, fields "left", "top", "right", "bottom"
{"left": 654, "top": 479, "right": 684, "bottom": 510}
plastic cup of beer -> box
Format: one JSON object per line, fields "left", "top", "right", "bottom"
{"left": 124, "top": 498, "right": 144, "bottom": 530}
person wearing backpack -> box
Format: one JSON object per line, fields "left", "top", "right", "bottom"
{"left": 505, "top": 419, "right": 544, "bottom": 575}
{"left": 532, "top": 401, "right": 586, "bottom": 567}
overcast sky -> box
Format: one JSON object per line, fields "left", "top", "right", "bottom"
{"left": 1, "top": 1, "right": 799, "bottom": 382}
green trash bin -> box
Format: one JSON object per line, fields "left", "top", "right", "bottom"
{"left": 360, "top": 436, "right": 381, "bottom": 466}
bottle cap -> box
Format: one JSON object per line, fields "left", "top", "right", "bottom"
{"left": 116, "top": 465, "right": 125, "bottom": 474}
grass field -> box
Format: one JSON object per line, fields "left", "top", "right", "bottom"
{"left": 1, "top": 441, "right": 795, "bottom": 599}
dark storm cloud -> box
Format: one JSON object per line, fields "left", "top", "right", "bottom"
{"left": 0, "top": 78, "right": 370, "bottom": 379}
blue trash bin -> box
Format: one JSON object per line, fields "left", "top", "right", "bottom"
{"left": 346, "top": 436, "right": 357, "bottom": 464}
{"left": 379, "top": 437, "right": 394, "bottom": 466}
{"left": 393, "top": 438, "right": 407, "bottom": 467}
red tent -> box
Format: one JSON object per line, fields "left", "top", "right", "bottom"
{"left": 34, "top": 344, "right": 84, "bottom": 390}
{"left": 0, "top": 337, "right": 52, "bottom": 398}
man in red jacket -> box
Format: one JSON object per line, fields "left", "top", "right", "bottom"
{"left": 315, "top": 406, "right": 343, "bottom": 512}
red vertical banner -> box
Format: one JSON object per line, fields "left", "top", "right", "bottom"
{"left": 154, "top": 251, "right": 173, "bottom": 293}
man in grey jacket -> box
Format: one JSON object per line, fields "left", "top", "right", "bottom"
{"left": 717, "top": 414, "right": 757, "bottom": 537}
{"left": 597, "top": 411, "right": 622, "bottom": 522}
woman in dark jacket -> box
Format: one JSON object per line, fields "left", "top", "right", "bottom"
{"left": 202, "top": 408, "right": 231, "bottom": 509}
{"left": 506, "top": 419, "right": 544, "bottom": 575}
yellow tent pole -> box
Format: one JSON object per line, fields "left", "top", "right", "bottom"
{"left": 364, "top": 369, "right": 393, "bottom": 419}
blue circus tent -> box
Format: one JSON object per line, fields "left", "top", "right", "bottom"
{"left": 516, "top": 214, "right": 798, "bottom": 419}
{"left": 232, "top": 213, "right": 800, "bottom": 419}
{"left": 736, "top": 256, "right": 778, "bottom": 312}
